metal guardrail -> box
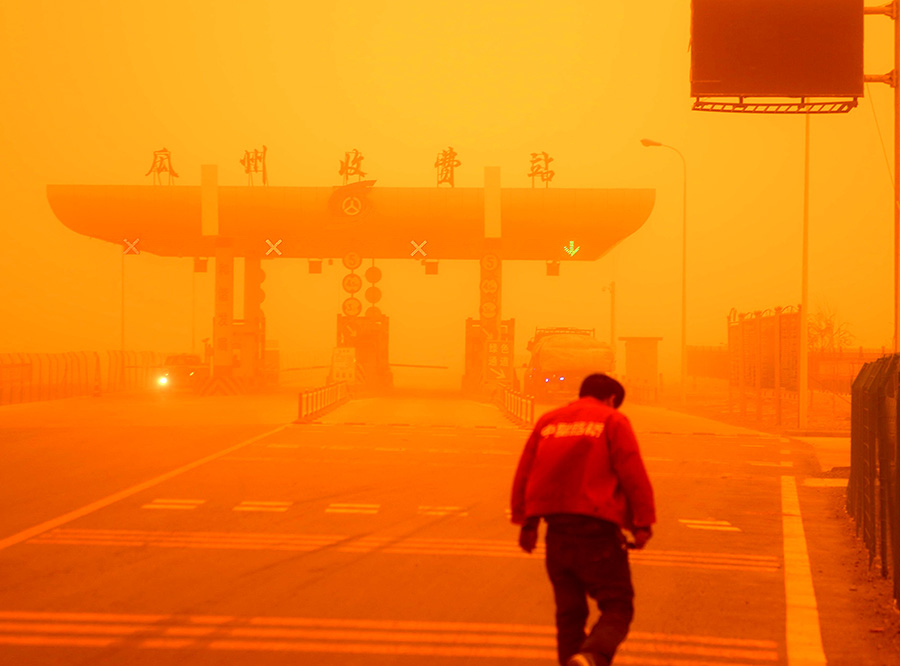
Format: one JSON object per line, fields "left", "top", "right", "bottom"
{"left": 497, "top": 384, "right": 535, "bottom": 427}
{"left": 848, "top": 354, "right": 900, "bottom": 602}
{"left": 0, "top": 351, "right": 165, "bottom": 406}
{"left": 297, "top": 382, "right": 350, "bottom": 422}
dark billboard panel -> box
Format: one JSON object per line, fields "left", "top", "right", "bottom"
{"left": 691, "top": 0, "right": 863, "bottom": 98}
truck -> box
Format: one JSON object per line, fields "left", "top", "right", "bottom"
{"left": 523, "top": 327, "right": 614, "bottom": 400}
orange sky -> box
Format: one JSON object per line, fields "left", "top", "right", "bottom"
{"left": 0, "top": 1, "right": 896, "bottom": 382}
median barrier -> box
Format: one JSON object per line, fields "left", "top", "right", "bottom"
{"left": 297, "top": 382, "right": 350, "bottom": 422}
{"left": 496, "top": 384, "right": 535, "bottom": 427}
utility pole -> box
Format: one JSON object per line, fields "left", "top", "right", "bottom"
{"left": 865, "top": 2, "right": 900, "bottom": 352}
{"left": 799, "top": 113, "right": 810, "bottom": 429}
{"left": 610, "top": 281, "right": 616, "bottom": 352}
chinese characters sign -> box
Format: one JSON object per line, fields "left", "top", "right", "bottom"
{"left": 241, "top": 146, "right": 268, "bottom": 186}
{"left": 435, "top": 146, "right": 461, "bottom": 187}
{"left": 145, "top": 148, "right": 178, "bottom": 185}
{"left": 339, "top": 149, "right": 367, "bottom": 185}
{"left": 528, "top": 152, "right": 555, "bottom": 188}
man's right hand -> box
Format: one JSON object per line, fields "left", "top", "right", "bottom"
{"left": 519, "top": 521, "right": 539, "bottom": 553}
{"left": 631, "top": 527, "right": 652, "bottom": 550}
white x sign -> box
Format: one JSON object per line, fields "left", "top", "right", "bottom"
{"left": 410, "top": 240, "right": 427, "bottom": 257}
{"left": 123, "top": 238, "right": 140, "bottom": 255}
{"left": 266, "top": 239, "right": 283, "bottom": 256}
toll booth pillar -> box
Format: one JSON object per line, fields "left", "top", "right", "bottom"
{"left": 212, "top": 243, "right": 234, "bottom": 379}
{"left": 619, "top": 336, "right": 663, "bottom": 403}
{"left": 336, "top": 312, "right": 392, "bottom": 391}
{"left": 463, "top": 317, "right": 515, "bottom": 395}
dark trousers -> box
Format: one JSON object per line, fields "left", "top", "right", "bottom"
{"left": 544, "top": 515, "right": 635, "bottom": 666}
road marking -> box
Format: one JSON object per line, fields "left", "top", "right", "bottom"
{"left": 267, "top": 444, "right": 299, "bottom": 449}
{"left": 141, "top": 499, "right": 205, "bottom": 510}
{"left": 417, "top": 506, "right": 469, "bottom": 517}
{"left": 325, "top": 503, "right": 379, "bottom": 515}
{"left": 26, "top": 529, "right": 779, "bottom": 572}
{"left": 740, "top": 444, "right": 765, "bottom": 448}
{"left": 749, "top": 461, "right": 793, "bottom": 468}
{"left": 234, "top": 501, "right": 292, "bottom": 513}
{"left": 803, "top": 478, "right": 847, "bottom": 488}
{"left": 679, "top": 519, "right": 741, "bottom": 532}
{"left": 0, "top": 610, "right": 779, "bottom": 663}
{"left": 780, "top": 449, "right": 791, "bottom": 455}
{"left": 374, "top": 447, "right": 406, "bottom": 452}
{"left": 0, "top": 424, "right": 290, "bottom": 553}
{"left": 781, "top": 474, "right": 827, "bottom": 665}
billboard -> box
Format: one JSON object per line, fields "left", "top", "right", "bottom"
{"left": 691, "top": 0, "right": 864, "bottom": 98}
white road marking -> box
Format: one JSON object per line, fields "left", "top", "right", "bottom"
{"left": 781, "top": 475, "right": 826, "bottom": 665}
{"left": 374, "top": 447, "right": 406, "bottom": 452}
{"left": 679, "top": 519, "right": 741, "bottom": 532}
{"left": 417, "top": 506, "right": 469, "bottom": 517}
{"left": 0, "top": 610, "right": 778, "bottom": 662}
{"left": 234, "top": 501, "right": 292, "bottom": 513}
{"left": 780, "top": 449, "right": 791, "bottom": 455}
{"left": 749, "top": 461, "right": 793, "bottom": 468}
{"left": 141, "top": 499, "right": 205, "bottom": 510}
{"left": 325, "top": 503, "right": 379, "bottom": 515}
{"left": 0, "top": 423, "right": 291, "bottom": 553}
{"left": 26, "top": 529, "right": 781, "bottom": 573}
{"left": 802, "top": 478, "right": 847, "bottom": 488}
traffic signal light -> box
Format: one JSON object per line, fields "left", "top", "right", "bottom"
{"left": 245, "top": 259, "right": 266, "bottom": 314}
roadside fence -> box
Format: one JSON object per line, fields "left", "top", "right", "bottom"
{"left": 847, "top": 354, "right": 900, "bottom": 602}
{"left": 0, "top": 351, "right": 166, "bottom": 406}
{"left": 685, "top": 308, "right": 885, "bottom": 425}
{"left": 497, "top": 384, "right": 535, "bottom": 427}
{"left": 296, "top": 382, "right": 350, "bottom": 422}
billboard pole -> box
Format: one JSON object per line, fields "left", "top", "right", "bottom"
{"left": 895, "top": 0, "right": 899, "bottom": 354}
{"left": 800, "top": 112, "right": 810, "bottom": 430}
{"left": 866, "top": 2, "right": 900, "bottom": 352}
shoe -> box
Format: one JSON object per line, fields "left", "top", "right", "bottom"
{"left": 566, "top": 654, "right": 597, "bottom": 666}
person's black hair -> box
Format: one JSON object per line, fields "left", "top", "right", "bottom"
{"left": 579, "top": 373, "right": 625, "bottom": 408}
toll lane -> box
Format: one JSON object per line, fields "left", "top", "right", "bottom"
{"left": 0, "top": 394, "right": 856, "bottom": 664}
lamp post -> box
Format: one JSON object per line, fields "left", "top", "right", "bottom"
{"left": 641, "top": 138, "right": 687, "bottom": 404}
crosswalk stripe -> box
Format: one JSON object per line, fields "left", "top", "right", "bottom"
{"left": 27, "top": 529, "right": 779, "bottom": 571}
{"left": 0, "top": 611, "right": 778, "bottom": 663}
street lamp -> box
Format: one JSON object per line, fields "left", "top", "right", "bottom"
{"left": 641, "top": 138, "right": 687, "bottom": 404}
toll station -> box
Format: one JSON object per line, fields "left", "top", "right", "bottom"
{"left": 46, "top": 167, "right": 655, "bottom": 394}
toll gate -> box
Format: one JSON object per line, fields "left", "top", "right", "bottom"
{"left": 46, "top": 166, "right": 655, "bottom": 394}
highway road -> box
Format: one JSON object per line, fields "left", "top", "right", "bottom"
{"left": 0, "top": 390, "right": 883, "bottom": 665}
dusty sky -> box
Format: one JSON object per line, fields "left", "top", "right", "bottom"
{"left": 0, "top": 1, "right": 895, "bottom": 383}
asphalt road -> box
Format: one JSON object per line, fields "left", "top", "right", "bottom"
{"left": 0, "top": 391, "right": 876, "bottom": 665}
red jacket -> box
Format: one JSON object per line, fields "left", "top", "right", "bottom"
{"left": 511, "top": 397, "right": 656, "bottom": 530}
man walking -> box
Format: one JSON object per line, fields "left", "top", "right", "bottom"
{"left": 511, "top": 374, "right": 656, "bottom": 666}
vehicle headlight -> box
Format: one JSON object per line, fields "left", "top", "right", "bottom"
{"left": 158, "top": 376, "right": 168, "bottom": 385}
